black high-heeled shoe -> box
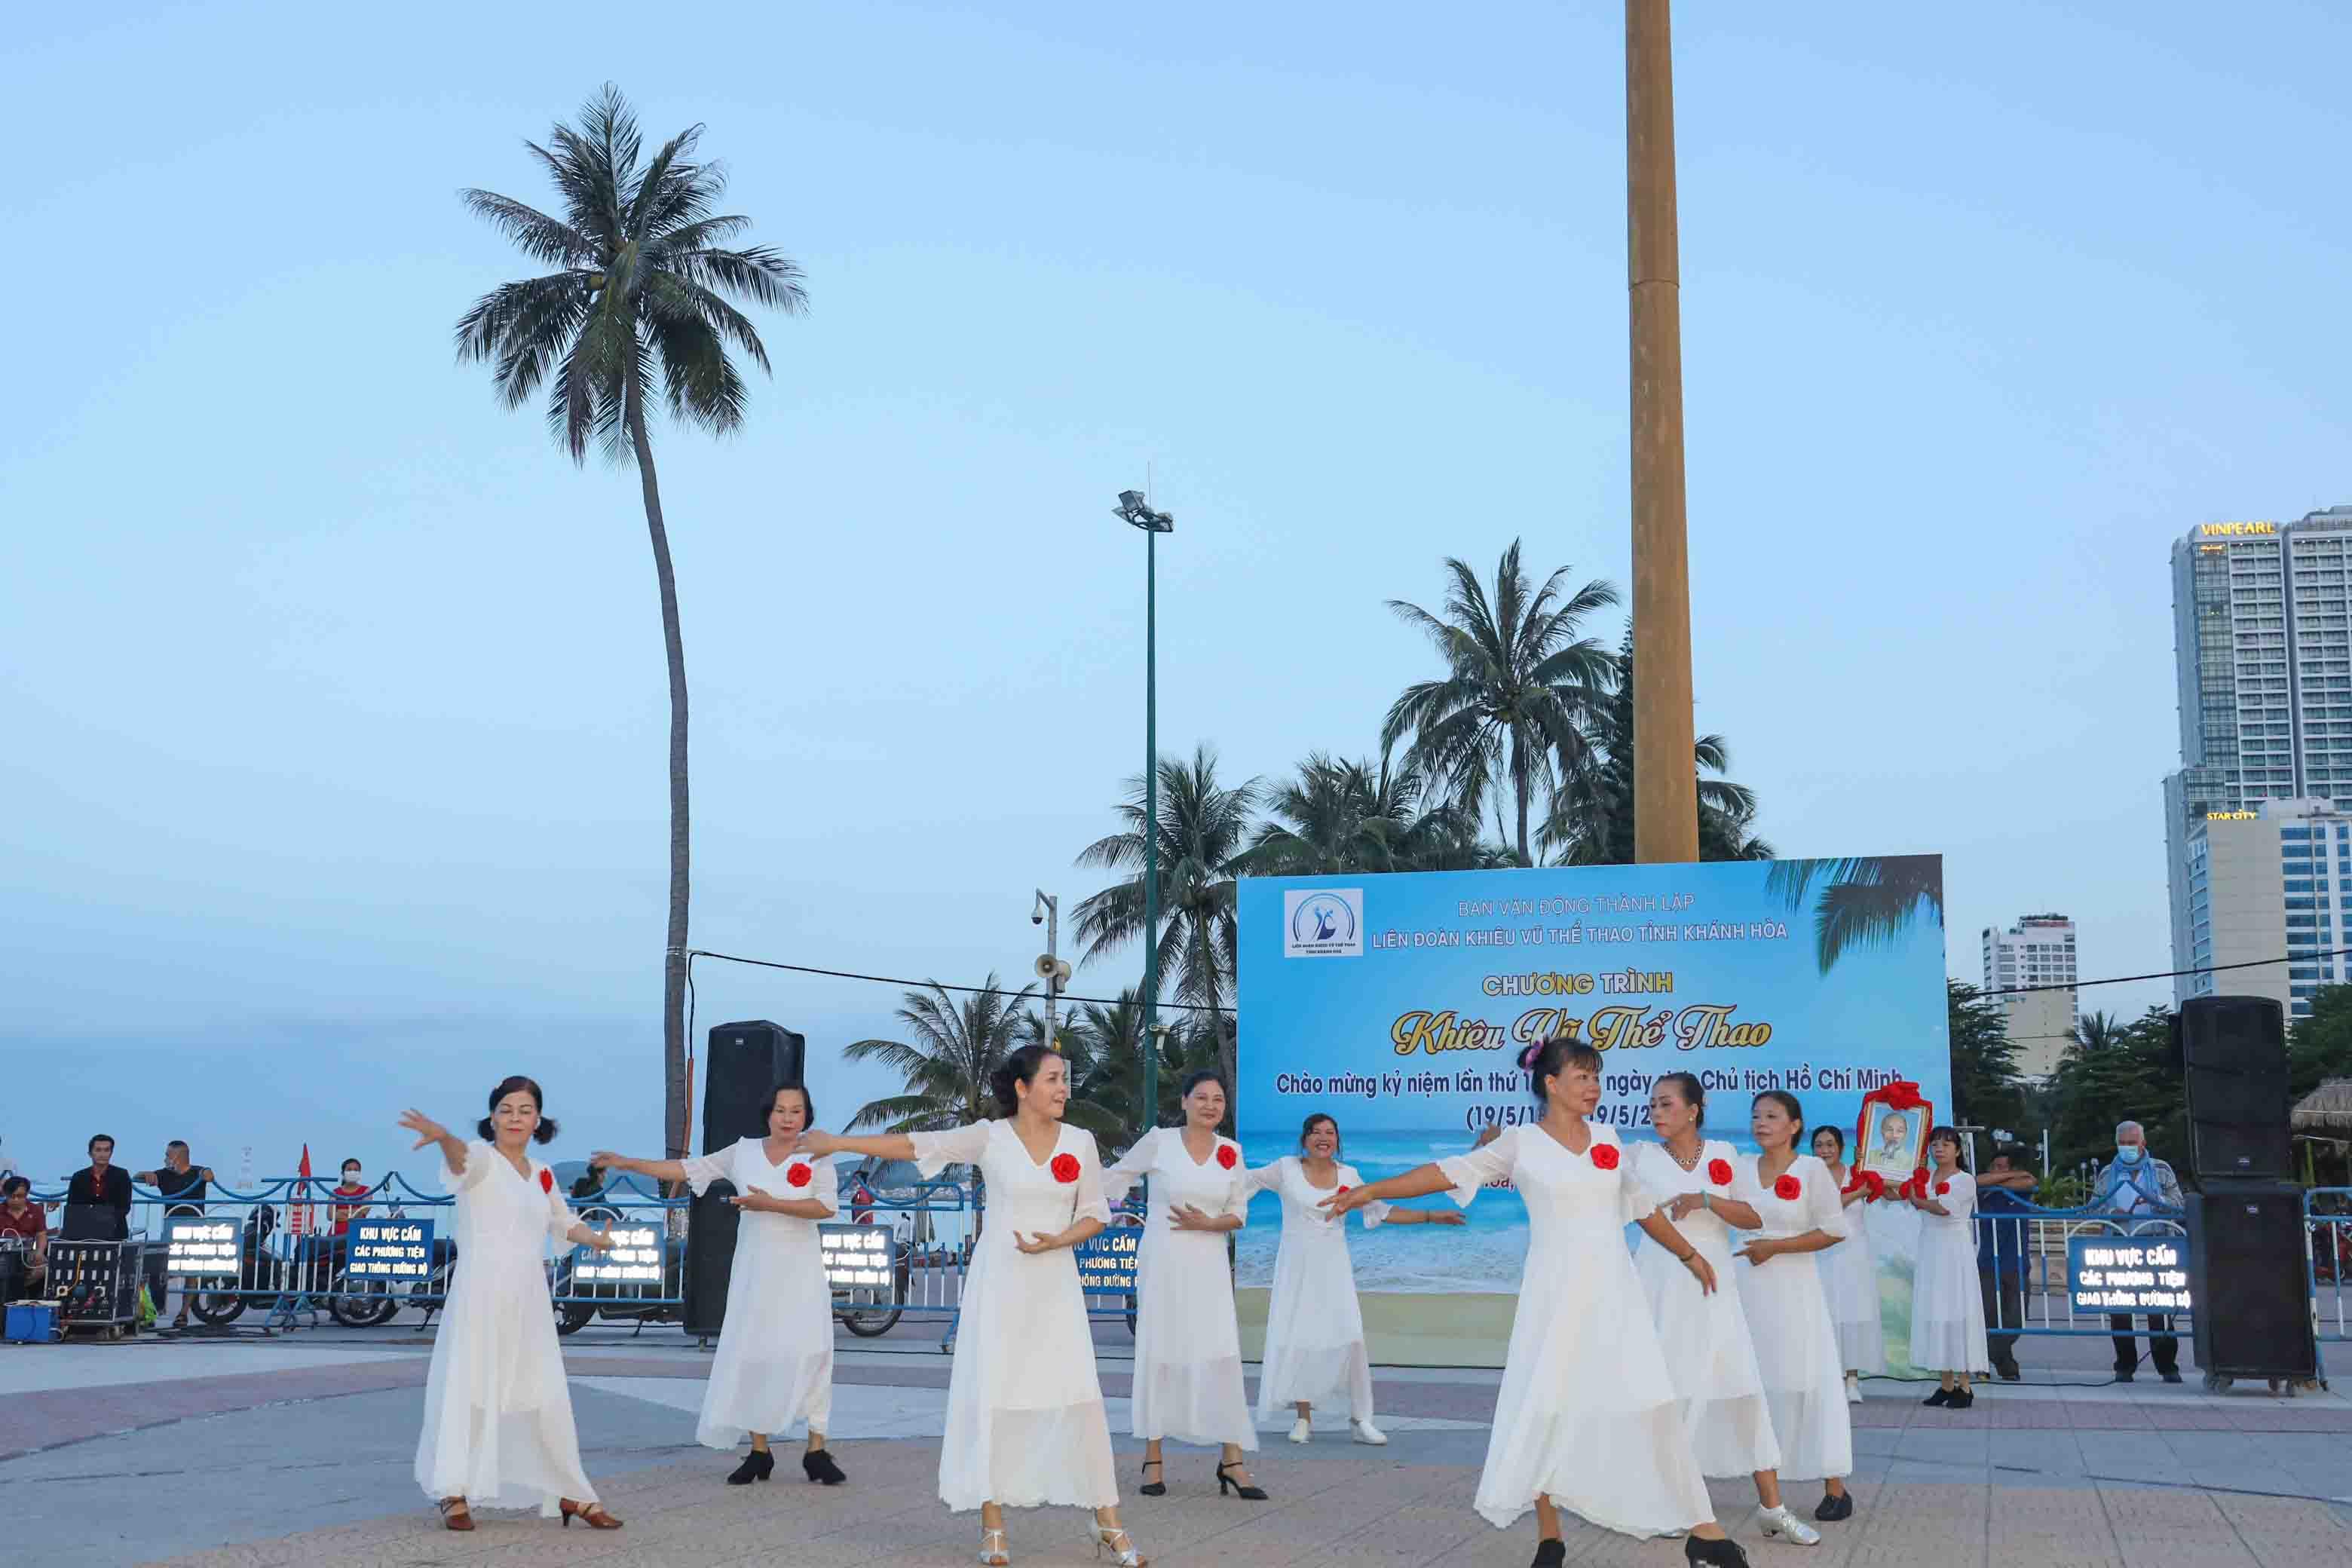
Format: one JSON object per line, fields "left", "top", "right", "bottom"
{"left": 1922, "top": 1386, "right": 1952, "bottom": 1407}
{"left": 727, "top": 1448, "right": 776, "bottom": 1485}
{"left": 1813, "top": 1490, "right": 1854, "bottom": 1523}
{"left": 803, "top": 1448, "right": 847, "bottom": 1485}
{"left": 1683, "top": 1535, "right": 1750, "bottom": 1568}
{"left": 1946, "top": 1387, "right": 1975, "bottom": 1410}
{"left": 1138, "top": 1457, "right": 1165, "bottom": 1497}
{"left": 1531, "top": 1539, "right": 1567, "bottom": 1568}
{"left": 1215, "top": 1461, "right": 1267, "bottom": 1501}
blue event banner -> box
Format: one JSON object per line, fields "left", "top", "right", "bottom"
{"left": 1233, "top": 857, "right": 1949, "bottom": 1294}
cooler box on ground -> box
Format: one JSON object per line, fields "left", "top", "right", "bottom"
{"left": 5, "top": 1303, "right": 61, "bottom": 1343}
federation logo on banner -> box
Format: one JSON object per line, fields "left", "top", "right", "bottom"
{"left": 1284, "top": 888, "right": 1363, "bottom": 957}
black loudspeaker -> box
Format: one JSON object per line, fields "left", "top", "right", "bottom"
{"left": 2185, "top": 1185, "right": 2317, "bottom": 1383}
{"left": 2175, "top": 996, "right": 2290, "bottom": 1181}
{"left": 703, "top": 1019, "right": 807, "bottom": 1152}
{"left": 682, "top": 1020, "right": 806, "bottom": 1339}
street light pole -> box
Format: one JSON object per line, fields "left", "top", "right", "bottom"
{"left": 1627, "top": 0, "right": 1699, "bottom": 864}
{"left": 1116, "top": 489, "right": 1175, "bottom": 1135}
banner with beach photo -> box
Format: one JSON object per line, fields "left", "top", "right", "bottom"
{"left": 1234, "top": 857, "right": 1950, "bottom": 1354}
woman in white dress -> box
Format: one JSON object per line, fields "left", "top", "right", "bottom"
{"left": 591, "top": 1082, "right": 844, "bottom": 1485}
{"left": 1245, "top": 1113, "right": 1464, "bottom": 1445}
{"left": 1729, "top": 1092, "right": 1854, "bottom": 1526}
{"left": 1326, "top": 1039, "right": 1750, "bottom": 1568}
{"left": 1808, "top": 1125, "right": 1884, "bottom": 1401}
{"left": 1906, "top": 1125, "right": 1989, "bottom": 1408}
{"left": 1102, "top": 1070, "right": 1263, "bottom": 1501}
{"left": 1628, "top": 1073, "right": 1818, "bottom": 1545}
{"left": 397, "top": 1076, "right": 623, "bottom": 1533}
{"left": 798, "top": 1046, "right": 1144, "bottom": 1568}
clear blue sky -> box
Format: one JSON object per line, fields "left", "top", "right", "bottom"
{"left": 5, "top": 2, "right": 2347, "bottom": 1184}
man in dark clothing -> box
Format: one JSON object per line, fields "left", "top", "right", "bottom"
{"left": 134, "top": 1141, "right": 215, "bottom": 1329}
{"left": 64, "top": 1134, "right": 133, "bottom": 1241}
{"left": 1975, "top": 1153, "right": 2038, "bottom": 1382}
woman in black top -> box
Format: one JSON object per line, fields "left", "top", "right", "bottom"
{"left": 66, "top": 1135, "right": 133, "bottom": 1242}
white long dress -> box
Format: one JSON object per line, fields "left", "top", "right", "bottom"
{"left": 1815, "top": 1168, "right": 1885, "bottom": 1375}
{"left": 680, "top": 1140, "right": 837, "bottom": 1447}
{"left": 1907, "top": 1169, "right": 1990, "bottom": 1374}
{"left": 1626, "top": 1140, "right": 1780, "bottom": 1477}
{"left": 1103, "top": 1127, "right": 1255, "bottom": 1450}
{"left": 1731, "top": 1154, "right": 1852, "bottom": 1483}
{"left": 911, "top": 1119, "right": 1119, "bottom": 1511}
{"left": 415, "top": 1141, "right": 597, "bottom": 1515}
{"left": 1438, "top": 1123, "right": 1712, "bottom": 1537}
{"left": 1244, "top": 1156, "right": 1386, "bottom": 1423}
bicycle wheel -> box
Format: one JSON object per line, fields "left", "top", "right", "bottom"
{"left": 189, "top": 1291, "right": 245, "bottom": 1325}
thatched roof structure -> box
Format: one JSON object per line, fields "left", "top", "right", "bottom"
{"left": 2291, "top": 1077, "right": 2352, "bottom": 1135}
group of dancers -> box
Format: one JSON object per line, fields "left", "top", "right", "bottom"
{"left": 392, "top": 1043, "right": 1986, "bottom": 1566}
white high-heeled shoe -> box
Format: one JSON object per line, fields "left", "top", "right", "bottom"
{"left": 1350, "top": 1419, "right": 1388, "bottom": 1445}
{"left": 978, "top": 1527, "right": 1010, "bottom": 1566}
{"left": 1288, "top": 1415, "right": 1312, "bottom": 1444}
{"left": 1090, "top": 1524, "right": 1147, "bottom": 1566}
{"left": 1844, "top": 1371, "right": 1861, "bottom": 1404}
{"left": 1760, "top": 1504, "right": 1822, "bottom": 1545}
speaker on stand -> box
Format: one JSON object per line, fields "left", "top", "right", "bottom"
{"left": 2172, "top": 996, "right": 2320, "bottom": 1392}
{"left": 682, "top": 1020, "right": 809, "bottom": 1342}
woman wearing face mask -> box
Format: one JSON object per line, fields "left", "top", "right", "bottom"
{"left": 1102, "top": 1071, "right": 1263, "bottom": 1501}
{"left": 399, "top": 1077, "right": 622, "bottom": 1532}
{"left": 1808, "top": 1125, "right": 1883, "bottom": 1403}
{"left": 1729, "top": 1092, "right": 1855, "bottom": 1524}
{"left": 1244, "top": 1113, "right": 1464, "bottom": 1446}
{"left": 798, "top": 1046, "right": 1144, "bottom": 1567}
{"left": 593, "top": 1083, "right": 845, "bottom": 1486}
{"left": 1326, "top": 1039, "right": 1750, "bottom": 1568}
{"left": 1628, "top": 1073, "right": 1816, "bottom": 1544}
{"left": 1906, "top": 1125, "right": 1989, "bottom": 1407}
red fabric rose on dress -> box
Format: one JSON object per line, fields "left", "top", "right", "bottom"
{"left": 1216, "top": 1144, "right": 1238, "bottom": 1170}
{"left": 538, "top": 1168, "right": 553, "bottom": 1194}
{"left": 1589, "top": 1143, "right": 1620, "bottom": 1171}
{"left": 786, "top": 1162, "right": 813, "bottom": 1188}
{"left": 1935, "top": 1178, "right": 1951, "bottom": 1196}
{"left": 1773, "top": 1173, "right": 1802, "bottom": 1201}
{"left": 1335, "top": 1186, "right": 1351, "bottom": 1199}
{"left": 1049, "top": 1153, "right": 1081, "bottom": 1184}
{"left": 1707, "top": 1158, "right": 1733, "bottom": 1186}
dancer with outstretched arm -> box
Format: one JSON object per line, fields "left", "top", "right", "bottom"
{"left": 1244, "top": 1112, "right": 1464, "bottom": 1446}
{"left": 796, "top": 1046, "right": 1146, "bottom": 1567}
{"left": 1325, "top": 1039, "right": 1750, "bottom": 1568}
{"left": 593, "top": 1080, "right": 845, "bottom": 1486}
{"left": 399, "top": 1076, "right": 623, "bottom": 1533}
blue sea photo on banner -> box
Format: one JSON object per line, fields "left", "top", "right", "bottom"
{"left": 1233, "top": 856, "right": 1950, "bottom": 1297}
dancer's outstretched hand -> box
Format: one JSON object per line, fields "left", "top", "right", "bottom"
{"left": 398, "top": 1110, "right": 449, "bottom": 1150}
{"left": 794, "top": 1129, "right": 843, "bottom": 1158}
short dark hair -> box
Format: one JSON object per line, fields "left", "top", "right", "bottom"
{"left": 1521, "top": 1037, "right": 1601, "bottom": 1106}
{"left": 167, "top": 1140, "right": 190, "bottom": 1155}
{"left": 340, "top": 1157, "right": 363, "bottom": 1172}
{"left": 1751, "top": 1089, "right": 1805, "bottom": 1140}
{"left": 1656, "top": 1071, "right": 1706, "bottom": 1128}
{"left": 769, "top": 1081, "right": 816, "bottom": 1127}
{"left": 476, "top": 1075, "right": 560, "bottom": 1144}
{"left": 1811, "top": 1124, "right": 1846, "bottom": 1156}
{"left": 990, "top": 1045, "right": 1062, "bottom": 1117}
{"left": 1298, "top": 1113, "right": 1341, "bottom": 1155}
{"left": 1927, "top": 1124, "right": 1962, "bottom": 1153}
{"left": 1989, "top": 1150, "right": 2015, "bottom": 1168}
{"left": 88, "top": 1134, "right": 115, "bottom": 1154}
{"left": 2, "top": 1176, "right": 28, "bottom": 1199}
{"left": 1179, "top": 1069, "right": 1226, "bottom": 1101}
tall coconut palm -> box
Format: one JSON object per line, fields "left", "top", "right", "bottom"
{"left": 1382, "top": 541, "right": 1619, "bottom": 865}
{"left": 1073, "top": 746, "right": 1261, "bottom": 1034}
{"left": 841, "top": 977, "right": 1038, "bottom": 1139}
{"left": 1246, "top": 752, "right": 1414, "bottom": 876}
{"left": 1766, "top": 856, "right": 1945, "bottom": 973}
{"left": 1065, "top": 987, "right": 1187, "bottom": 1151}
{"left": 455, "top": 85, "right": 805, "bottom": 1163}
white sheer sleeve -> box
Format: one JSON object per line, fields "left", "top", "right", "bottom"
{"left": 1219, "top": 1140, "right": 1251, "bottom": 1226}
{"left": 1342, "top": 1163, "right": 1392, "bottom": 1228}
{"left": 441, "top": 1139, "right": 492, "bottom": 1195}
{"left": 1435, "top": 1125, "right": 1519, "bottom": 1206}
{"left": 541, "top": 1168, "right": 580, "bottom": 1245}
{"left": 1061, "top": 1131, "right": 1110, "bottom": 1226}
{"left": 1802, "top": 1155, "right": 1848, "bottom": 1239}
{"left": 1941, "top": 1171, "right": 1977, "bottom": 1220}
{"left": 678, "top": 1142, "right": 735, "bottom": 1198}
{"left": 801, "top": 1153, "right": 841, "bottom": 1217}
{"left": 909, "top": 1122, "right": 994, "bottom": 1180}
{"left": 1100, "top": 1127, "right": 1159, "bottom": 1206}
{"left": 1237, "top": 1158, "right": 1285, "bottom": 1201}
{"left": 1608, "top": 1133, "right": 1652, "bottom": 1225}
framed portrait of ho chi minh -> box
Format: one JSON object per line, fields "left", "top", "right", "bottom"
{"left": 1855, "top": 1083, "right": 1932, "bottom": 1185}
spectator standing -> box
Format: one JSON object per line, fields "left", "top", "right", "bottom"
{"left": 2, "top": 1176, "right": 47, "bottom": 1298}
{"left": 134, "top": 1141, "right": 214, "bottom": 1331}
{"left": 2087, "top": 1121, "right": 2185, "bottom": 1383}
{"left": 1974, "top": 1152, "right": 2038, "bottom": 1382}
{"left": 65, "top": 1135, "right": 133, "bottom": 1242}
{"left": 330, "top": 1159, "right": 373, "bottom": 1236}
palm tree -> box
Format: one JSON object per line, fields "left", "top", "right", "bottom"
{"left": 1245, "top": 752, "right": 1415, "bottom": 876}
{"left": 1073, "top": 746, "right": 1262, "bottom": 1034}
{"left": 841, "top": 978, "right": 1037, "bottom": 1139}
{"left": 1541, "top": 634, "right": 1771, "bottom": 865}
{"left": 1766, "top": 856, "right": 1945, "bottom": 973}
{"left": 1382, "top": 541, "right": 1620, "bottom": 865}
{"left": 1065, "top": 988, "right": 1185, "bottom": 1152}
{"left": 455, "top": 85, "right": 806, "bottom": 1164}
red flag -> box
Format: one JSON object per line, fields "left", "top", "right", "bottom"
{"left": 290, "top": 1144, "right": 314, "bottom": 1236}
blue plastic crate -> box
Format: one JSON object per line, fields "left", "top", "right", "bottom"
{"left": 5, "top": 1303, "right": 61, "bottom": 1343}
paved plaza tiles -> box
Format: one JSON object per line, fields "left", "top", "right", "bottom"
{"left": 2, "top": 1330, "right": 2347, "bottom": 1567}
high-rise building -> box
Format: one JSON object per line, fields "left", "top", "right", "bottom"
{"left": 1981, "top": 914, "right": 2077, "bottom": 1079}
{"left": 2165, "top": 504, "right": 2352, "bottom": 1004}
{"left": 2175, "top": 797, "right": 2352, "bottom": 1018}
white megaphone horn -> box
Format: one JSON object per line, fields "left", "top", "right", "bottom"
{"left": 1034, "top": 954, "right": 1072, "bottom": 984}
